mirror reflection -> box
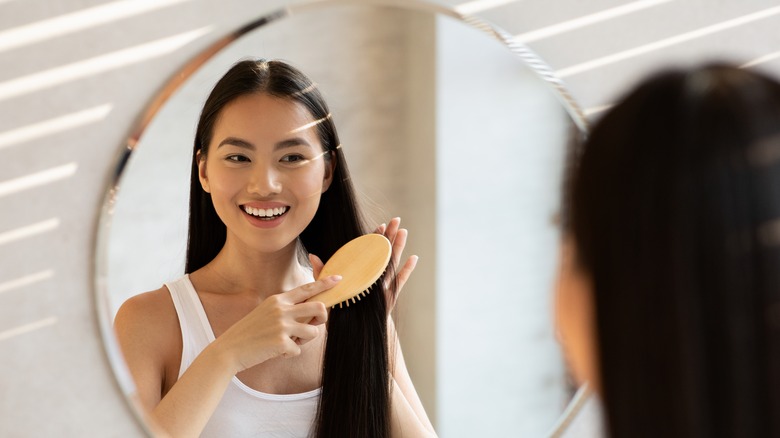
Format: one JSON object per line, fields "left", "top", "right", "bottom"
{"left": 103, "top": 3, "right": 582, "bottom": 436}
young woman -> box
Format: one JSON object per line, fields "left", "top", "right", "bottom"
{"left": 114, "top": 59, "right": 436, "bottom": 438}
{"left": 556, "top": 64, "right": 780, "bottom": 437}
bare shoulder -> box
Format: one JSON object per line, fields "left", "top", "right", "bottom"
{"left": 114, "top": 286, "right": 179, "bottom": 342}
{"left": 114, "top": 286, "right": 182, "bottom": 407}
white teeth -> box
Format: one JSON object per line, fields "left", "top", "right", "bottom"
{"left": 243, "top": 206, "right": 288, "bottom": 218}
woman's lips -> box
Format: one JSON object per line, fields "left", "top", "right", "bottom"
{"left": 242, "top": 205, "right": 289, "bottom": 219}
{"left": 239, "top": 204, "right": 289, "bottom": 228}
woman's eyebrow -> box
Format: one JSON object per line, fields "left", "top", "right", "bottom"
{"left": 217, "top": 137, "right": 255, "bottom": 150}
{"left": 275, "top": 137, "right": 312, "bottom": 150}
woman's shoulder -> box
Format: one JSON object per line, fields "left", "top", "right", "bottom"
{"left": 115, "top": 286, "right": 176, "bottom": 327}
{"left": 114, "top": 285, "right": 181, "bottom": 357}
{"left": 114, "top": 285, "right": 184, "bottom": 407}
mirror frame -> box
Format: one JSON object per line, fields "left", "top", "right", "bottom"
{"left": 92, "top": 0, "right": 589, "bottom": 435}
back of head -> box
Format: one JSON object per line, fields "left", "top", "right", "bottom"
{"left": 566, "top": 64, "right": 780, "bottom": 437}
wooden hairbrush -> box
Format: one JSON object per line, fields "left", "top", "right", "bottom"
{"left": 306, "top": 234, "right": 392, "bottom": 309}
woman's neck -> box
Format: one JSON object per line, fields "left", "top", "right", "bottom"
{"left": 198, "top": 238, "right": 312, "bottom": 300}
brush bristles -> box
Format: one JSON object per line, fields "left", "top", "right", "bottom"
{"left": 328, "top": 269, "right": 386, "bottom": 309}
{"left": 331, "top": 288, "right": 374, "bottom": 309}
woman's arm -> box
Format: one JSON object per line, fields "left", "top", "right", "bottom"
{"left": 114, "top": 289, "right": 237, "bottom": 437}
{"left": 114, "top": 277, "right": 336, "bottom": 438}
{"left": 388, "top": 318, "right": 437, "bottom": 437}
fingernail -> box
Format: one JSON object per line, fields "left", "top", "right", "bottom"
{"left": 330, "top": 275, "right": 342, "bottom": 281}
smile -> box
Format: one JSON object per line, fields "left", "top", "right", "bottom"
{"left": 242, "top": 205, "right": 289, "bottom": 220}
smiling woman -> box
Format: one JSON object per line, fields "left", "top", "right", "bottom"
{"left": 114, "top": 59, "right": 434, "bottom": 438}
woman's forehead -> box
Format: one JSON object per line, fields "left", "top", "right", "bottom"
{"left": 212, "top": 93, "right": 321, "bottom": 146}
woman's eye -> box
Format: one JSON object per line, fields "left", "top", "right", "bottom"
{"left": 226, "top": 155, "right": 249, "bottom": 163}
{"left": 281, "top": 154, "right": 306, "bottom": 163}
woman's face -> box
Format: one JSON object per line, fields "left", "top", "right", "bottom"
{"left": 554, "top": 237, "right": 600, "bottom": 392}
{"left": 198, "top": 92, "right": 334, "bottom": 255}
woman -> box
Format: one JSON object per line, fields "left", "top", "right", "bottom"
{"left": 556, "top": 64, "right": 780, "bottom": 437}
{"left": 114, "top": 59, "right": 436, "bottom": 438}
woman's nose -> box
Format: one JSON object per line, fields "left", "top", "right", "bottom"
{"left": 247, "top": 165, "right": 282, "bottom": 196}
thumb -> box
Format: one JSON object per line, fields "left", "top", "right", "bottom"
{"left": 309, "top": 253, "right": 325, "bottom": 279}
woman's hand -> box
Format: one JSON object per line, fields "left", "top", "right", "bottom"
{"left": 210, "top": 275, "right": 340, "bottom": 374}
{"left": 375, "top": 217, "right": 418, "bottom": 313}
{"left": 307, "top": 218, "right": 417, "bottom": 314}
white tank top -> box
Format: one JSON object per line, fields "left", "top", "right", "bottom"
{"left": 165, "top": 275, "right": 320, "bottom": 437}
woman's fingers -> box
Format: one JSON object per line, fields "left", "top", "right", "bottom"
{"left": 291, "top": 301, "right": 329, "bottom": 326}
{"left": 289, "top": 323, "right": 321, "bottom": 345}
{"left": 391, "top": 228, "right": 408, "bottom": 268}
{"left": 286, "top": 275, "right": 341, "bottom": 303}
{"left": 385, "top": 217, "right": 401, "bottom": 244}
{"left": 374, "top": 217, "right": 419, "bottom": 314}
{"left": 395, "top": 255, "right": 418, "bottom": 293}
{"left": 282, "top": 300, "right": 328, "bottom": 346}
{"left": 380, "top": 217, "right": 407, "bottom": 269}
{"left": 226, "top": 279, "right": 336, "bottom": 367}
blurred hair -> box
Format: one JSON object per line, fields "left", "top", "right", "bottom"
{"left": 564, "top": 64, "right": 780, "bottom": 438}
{"left": 186, "top": 59, "right": 394, "bottom": 438}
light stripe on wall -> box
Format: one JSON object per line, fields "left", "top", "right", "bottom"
{"left": 513, "top": 0, "right": 674, "bottom": 44}
{"left": 455, "top": 0, "right": 519, "bottom": 15}
{"left": 742, "top": 49, "right": 780, "bottom": 68}
{"left": 0, "top": 26, "right": 212, "bottom": 101}
{"left": 0, "top": 219, "right": 60, "bottom": 247}
{"left": 0, "top": 0, "right": 193, "bottom": 53}
{"left": 0, "top": 105, "right": 112, "bottom": 151}
{"left": 0, "top": 163, "right": 78, "bottom": 198}
{"left": 0, "top": 270, "right": 54, "bottom": 295}
{"left": 0, "top": 317, "right": 58, "bottom": 342}
{"left": 556, "top": 5, "right": 780, "bottom": 78}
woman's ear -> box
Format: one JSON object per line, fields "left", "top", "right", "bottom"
{"left": 554, "top": 236, "right": 600, "bottom": 392}
{"left": 197, "top": 150, "right": 210, "bottom": 193}
{"left": 322, "top": 151, "right": 336, "bottom": 193}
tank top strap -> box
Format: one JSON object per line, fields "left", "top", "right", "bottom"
{"left": 165, "top": 274, "right": 216, "bottom": 378}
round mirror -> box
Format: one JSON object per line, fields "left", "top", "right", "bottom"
{"left": 95, "top": 1, "right": 587, "bottom": 436}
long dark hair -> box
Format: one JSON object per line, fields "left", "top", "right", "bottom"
{"left": 564, "top": 64, "right": 780, "bottom": 438}
{"left": 186, "top": 59, "right": 393, "bottom": 438}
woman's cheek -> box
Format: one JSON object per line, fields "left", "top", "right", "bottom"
{"left": 296, "top": 168, "right": 328, "bottom": 200}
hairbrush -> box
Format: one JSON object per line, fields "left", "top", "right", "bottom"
{"left": 306, "top": 233, "right": 392, "bottom": 308}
